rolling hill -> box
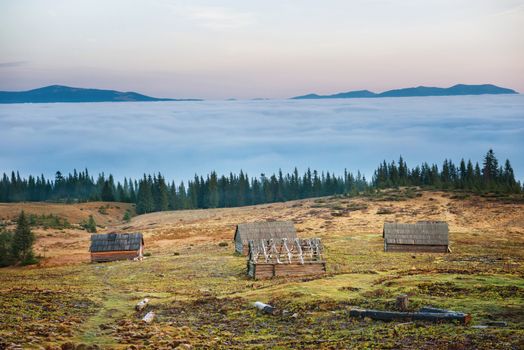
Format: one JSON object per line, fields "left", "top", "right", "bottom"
{"left": 292, "top": 84, "right": 518, "bottom": 99}
{"left": 0, "top": 85, "right": 201, "bottom": 103}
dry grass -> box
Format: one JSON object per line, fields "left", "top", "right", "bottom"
{"left": 0, "top": 189, "right": 523, "bottom": 349}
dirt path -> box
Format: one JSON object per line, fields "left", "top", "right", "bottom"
{"left": 76, "top": 265, "right": 132, "bottom": 347}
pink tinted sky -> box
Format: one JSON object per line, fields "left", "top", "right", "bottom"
{"left": 1, "top": 0, "right": 523, "bottom": 99}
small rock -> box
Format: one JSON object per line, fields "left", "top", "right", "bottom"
{"left": 61, "top": 342, "right": 75, "bottom": 350}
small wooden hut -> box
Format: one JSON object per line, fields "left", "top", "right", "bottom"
{"left": 383, "top": 222, "right": 450, "bottom": 253}
{"left": 89, "top": 233, "right": 144, "bottom": 262}
{"left": 247, "top": 238, "right": 326, "bottom": 279}
{"left": 234, "top": 221, "right": 297, "bottom": 255}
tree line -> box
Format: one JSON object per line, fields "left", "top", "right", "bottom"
{"left": 0, "top": 150, "right": 521, "bottom": 215}
{"left": 372, "top": 149, "right": 521, "bottom": 192}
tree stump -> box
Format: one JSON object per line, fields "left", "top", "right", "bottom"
{"left": 396, "top": 294, "right": 409, "bottom": 311}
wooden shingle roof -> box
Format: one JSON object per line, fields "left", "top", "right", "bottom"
{"left": 234, "top": 221, "right": 297, "bottom": 244}
{"left": 90, "top": 233, "right": 143, "bottom": 252}
{"left": 383, "top": 222, "right": 449, "bottom": 246}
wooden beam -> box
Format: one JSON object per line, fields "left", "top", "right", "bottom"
{"left": 349, "top": 308, "right": 471, "bottom": 325}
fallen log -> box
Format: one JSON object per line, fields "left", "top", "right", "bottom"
{"left": 253, "top": 301, "right": 278, "bottom": 315}
{"left": 142, "top": 311, "right": 155, "bottom": 323}
{"left": 485, "top": 321, "right": 507, "bottom": 327}
{"left": 349, "top": 308, "right": 471, "bottom": 325}
{"left": 419, "top": 307, "right": 457, "bottom": 314}
{"left": 135, "top": 298, "right": 150, "bottom": 312}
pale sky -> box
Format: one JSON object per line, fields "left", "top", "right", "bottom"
{"left": 1, "top": 0, "right": 523, "bottom": 99}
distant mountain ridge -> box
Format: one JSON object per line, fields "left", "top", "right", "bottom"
{"left": 0, "top": 85, "right": 201, "bottom": 103}
{"left": 292, "top": 84, "right": 518, "bottom": 99}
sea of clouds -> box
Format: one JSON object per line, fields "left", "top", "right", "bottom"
{"left": 1, "top": 94, "right": 523, "bottom": 182}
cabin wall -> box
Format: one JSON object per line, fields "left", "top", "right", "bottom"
{"left": 91, "top": 250, "right": 140, "bottom": 262}
{"left": 248, "top": 262, "right": 326, "bottom": 279}
{"left": 385, "top": 244, "right": 448, "bottom": 253}
{"left": 234, "top": 234, "right": 244, "bottom": 254}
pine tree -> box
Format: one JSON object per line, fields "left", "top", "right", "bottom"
{"left": 11, "top": 211, "right": 36, "bottom": 264}
{"left": 208, "top": 172, "right": 219, "bottom": 208}
{"left": 136, "top": 176, "right": 154, "bottom": 214}
{"left": 503, "top": 159, "right": 519, "bottom": 193}
{"left": 482, "top": 149, "right": 499, "bottom": 187}
{"left": 85, "top": 215, "right": 97, "bottom": 233}
{"left": 101, "top": 180, "right": 115, "bottom": 201}
{"left": 0, "top": 230, "right": 13, "bottom": 267}
{"left": 154, "top": 173, "right": 169, "bottom": 211}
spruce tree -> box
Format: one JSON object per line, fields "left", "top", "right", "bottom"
{"left": 208, "top": 172, "right": 219, "bottom": 208}
{"left": 482, "top": 149, "right": 499, "bottom": 187}
{"left": 123, "top": 210, "right": 132, "bottom": 223}
{"left": 136, "top": 176, "right": 154, "bottom": 214}
{"left": 101, "top": 180, "right": 115, "bottom": 201}
{"left": 11, "top": 211, "right": 36, "bottom": 264}
{"left": 86, "top": 215, "right": 97, "bottom": 233}
{"left": 0, "top": 230, "right": 13, "bottom": 267}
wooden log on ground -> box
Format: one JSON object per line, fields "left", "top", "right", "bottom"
{"left": 418, "top": 307, "right": 456, "bottom": 313}
{"left": 142, "top": 311, "right": 155, "bottom": 323}
{"left": 135, "top": 298, "right": 150, "bottom": 311}
{"left": 253, "top": 301, "right": 277, "bottom": 315}
{"left": 485, "top": 321, "right": 507, "bottom": 327}
{"left": 349, "top": 309, "right": 471, "bottom": 325}
{"left": 395, "top": 294, "right": 409, "bottom": 311}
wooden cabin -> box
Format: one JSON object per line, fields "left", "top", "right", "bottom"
{"left": 89, "top": 233, "right": 144, "bottom": 262}
{"left": 234, "top": 221, "right": 297, "bottom": 255}
{"left": 383, "top": 222, "right": 450, "bottom": 253}
{"left": 247, "top": 238, "right": 326, "bottom": 279}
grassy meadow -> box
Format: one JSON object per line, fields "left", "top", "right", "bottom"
{"left": 0, "top": 189, "right": 523, "bottom": 349}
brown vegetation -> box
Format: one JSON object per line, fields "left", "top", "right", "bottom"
{"left": 0, "top": 189, "right": 523, "bottom": 348}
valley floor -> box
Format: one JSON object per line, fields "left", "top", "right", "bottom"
{"left": 0, "top": 189, "right": 523, "bottom": 349}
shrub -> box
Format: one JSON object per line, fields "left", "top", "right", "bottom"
{"left": 377, "top": 207, "right": 394, "bottom": 215}
{"left": 28, "top": 214, "right": 71, "bottom": 229}
{"left": 81, "top": 215, "right": 97, "bottom": 233}
{"left": 98, "top": 206, "right": 108, "bottom": 215}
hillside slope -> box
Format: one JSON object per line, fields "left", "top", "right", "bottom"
{"left": 0, "top": 190, "right": 523, "bottom": 348}
{"left": 0, "top": 85, "right": 198, "bottom": 103}
{"left": 292, "top": 84, "right": 518, "bottom": 99}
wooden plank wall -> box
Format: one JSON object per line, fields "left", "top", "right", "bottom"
{"left": 248, "top": 262, "right": 326, "bottom": 279}
{"left": 91, "top": 250, "right": 140, "bottom": 262}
